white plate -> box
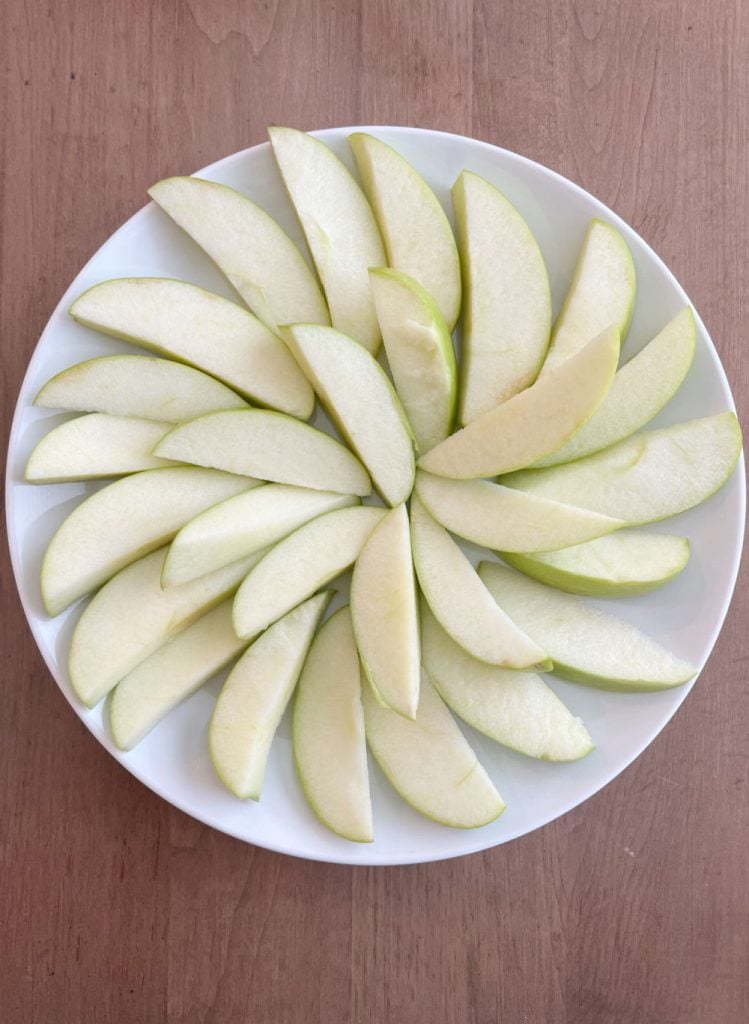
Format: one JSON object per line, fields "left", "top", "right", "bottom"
{"left": 6, "top": 127, "right": 745, "bottom": 866}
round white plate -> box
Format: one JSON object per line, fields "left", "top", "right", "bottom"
{"left": 6, "top": 127, "right": 745, "bottom": 865}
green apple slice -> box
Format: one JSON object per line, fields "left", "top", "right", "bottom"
{"left": 148, "top": 176, "right": 329, "bottom": 333}
{"left": 501, "top": 531, "right": 690, "bottom": 596}
{"left": 502, "top": 413, "right": 743, "bottom": 524}
{"left": 293, "top": 606, "right": 373, "bottom": 842}
{"left": 418, "top": 326, "right": 620, "bottom": 478}
{"left": 410, "top": 495, "right": 549, "bottom": 669}
{"left": 25, "top": 414, "right": 176, "bottom": 483}
{"left": 479, "top": 562, "right": 696, "bottom": 691}
{"left": 453, "top": 170, "right": 552, "bottom": 424}
{"left": 163, "top": 485, "right": 358, "bottom": 587}
{"left": 154, "top": 409, "right": 371, "bottom": 496}
{"left": 284, "top": 324, "right": 415, "bottom": 505}
{"left": 369, "top": 268, "right": 456, "bottom": 452}
{"left": 69, "top": 277, "right": 314, "bottom": 418}
{"left": 41, "top": 467, "right": 256, "bottom": 616}
{"left": 233, "top": 505, "right": 386, "bottom": 639}
{"left": 268, "top": 127, "right": 385, "bottom": 353}
{"left": 362, "top": 670, "right": 505, "bottom": 828}
{"left": 350, "top": 505, "right": 420, "bottom": 719}
{"left": 210, "top": 591, "right": 332, "bottom": 800}
{"left": 110, "top": 599, "right": 249, "bottom": 750}
{"left": 34, "top": 354, "right": 248, "bottom": 421}
{"left": 539, "top": 219, "right": 636, "bottom": 375}
{"left": 415, "top": 471, "right": 624, "bottom": 552}
{"left": 535, "top": 307, "right": 696, "bottom": 466}
{"left": 70, "top": 547, "right": 262, "bottom": 707}
{"left": 350, "top": 132, "right": 461, "bottom": 330}
{"left": 421, "top": 602, "right": 593, "bottom": 761}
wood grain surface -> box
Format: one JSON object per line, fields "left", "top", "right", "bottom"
{"left": 2, "top": 2, "right": 747, "bottom": 1021}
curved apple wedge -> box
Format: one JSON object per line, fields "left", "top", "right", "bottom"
{"left": 421, "top": 603, "right": 594, "bottom": 762}
{"left": 418, "top": 325, "right": 620, "bottom": 479}
{"left": 478, "top": 562, "right": 696, "bottom": 691}
{"left": 362, "top": 670, "right": 505, "bottom": 829}
{"left": 351, "top": 506, "right": 420, "bottom": 719}
{"left": 232, "top": 506, "right": 386, "bottom": 640}
{"left": 148, "top": 176, "right": 329, "bottom": 333}
{"left": 70, "top": 278, "right": 314, "bottom": 418}
{"left": 154, "top": 409, "right": 371, "bottom": 496}
{"left": 284, "top": 324, "right": 415, "bottom": 505}
{"left": 41, "top": 467, "right": 256, "bottom": 616}
{"left": 293, "top": 607, "right": 373, "bottom": 843}
{"left": 210, "top": 591, "right": 332, "bottom": 800}
{"left": 410, "top": 496, "right": 549, "bottom": 669}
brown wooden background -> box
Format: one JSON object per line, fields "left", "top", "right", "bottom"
{"left": 2, "top": 2, "right": 747, "bottom": 1021}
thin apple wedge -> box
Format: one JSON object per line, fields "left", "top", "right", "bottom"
{"left": 293, "top": 607, "right": 373, "bottom": 843}
{"left": 25, "top": 414, "right": 176, "bottom": 482}
{"left": 148, "top": 176, "right": 329, "bottom": 333}
{"left": 453, "top": 170, "right": 552, "bottom": 423}
{"left": 70, "top": 547, "right": 263, "bottom": 708}
{"left": 501, "top": 531, "right": 690, "bottom": 597}
{"left": 350, "top": 132, "right": 461, "bottom": 330}
{"left": 350, "top": 505, "right": 420, "bottom": 719}
{"left": 415, "top": 471, "right": 624, "bottom": 552}
{"left": 154, "top": 409, "right": 371, "bottom": 496}
{"left": 421, "top": 602, "right": 593, "bottom": 762}
{"left": 41, "top": 467, "right": 256, "bottom": 616}
{"left": 479, "top": 562, "right": 696, "bottom": 690}
{"left": 269, "top": 127, "right": 385, "bottom": 353}
{"left": 163, "top": 485, "right": 358, "bottom": 587}
{"left": 34, "top": 354, "right": 248, "bottom": 421}
{"left": 110, "top": 599, "right": 249, "bottom": 750}
{"left": 284, "top": 324, "right": 415, "bottom": 505}
{"left": 418, "top": 325, "right": 620, "bottom": 479}
{"left": 362, "top": 670, "right": 505, "bottom": 829}
{"left": 69, "top": 278, "right": 314, "bottom": 418}
{"left": 233, "top": 505, "right": 386, "bottom": 639}
{"left": 410, "top": 495, "right": 549, "bottom": 669}
{"left": 210, "top": 592, "right": 332, "bottom": 800}
{"left": 502, "top": 413, "right": 743, "bottom": 524}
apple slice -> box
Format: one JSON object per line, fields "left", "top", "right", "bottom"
{"left": 163, "top": 485, "right": 358, "bottom": 587}
{"left": 284, "top": 324, "right": 415, "bottom": 505}
{"left": 269, "top": 127, "right": 385, "bottom": 353}
{"left": 362, "top": 670, "right": 505, "bottom": 828}
{"left": 369, "top": 268, "right": 456, "bottom": 452}
{"left": 502, "top": 413, "right": 743, "bottom": 524}
{"left": 350, "top": 132, "right": 461, "bottom": 330}
{"left": 293, "top": 606, "right": 373, "bottom": 842}
{"left": 148, "top": 176, "right": 329, "bottom": 333}
{"left": 69, "top": 278, "right": 314, "bottom": 418}
{"left": 415, "top": 471, "right": 624, "bottom": 552}
{"left": 154, "top": 409, "right": 371, "bottom": 496}
{"left": 535, "top": 306, "right": 696, "bottom": 466}
{"left": 501, "top": 531, "right": 690, "bottom": 596}
{"left": 421, "top": 602, "right": 593, "bottom": 762}
{"left": 110, "top": 599, "right": 249, "bottom": 750}
{"left": 70, "top": 547, "right": 262, "bottom": 708}
{"left": 233, "top": 505, "right": 386, "bottom": 639}
{"left": 453, "top": 170, "right": 552, "bottom": 424}
{"left": 25, "top": 414, "right": 176, "bottom": 482}
{"left": 410, "top": 495, "right": 549, "bottom": 669}
{"left": 210, "top": 591, "right": 332, "bottom": 800}
{"left": 41, "top": 467, "right": 256, "bottom": 616}
{"left": 539, "top": 219, "right": 636, "bottom": 375}
{"left": 479, "top": 562, "right": 696, "bottom": 690}
{"left": 350, "top": 505, "right": 420, "bottom": 719}
{"left": 418, "top": 326, "right": 620, "bottom": 478}
{"left": 34, "top": 354, "right": 248, "bottom": 421}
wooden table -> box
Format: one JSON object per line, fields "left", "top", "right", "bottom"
{"left": 2, "top": 2, "right": 747, "bottom": 1021}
